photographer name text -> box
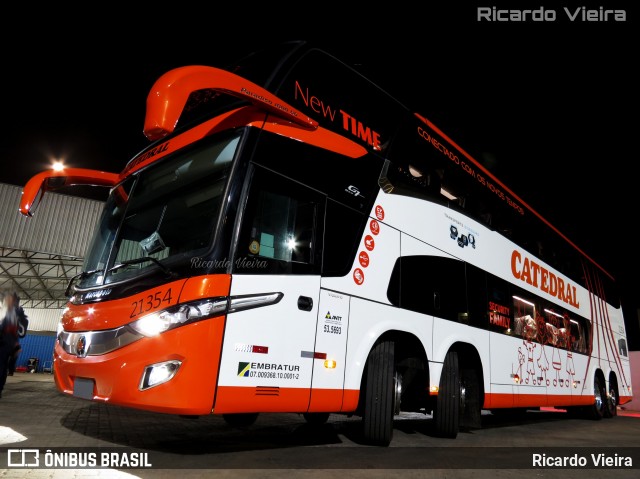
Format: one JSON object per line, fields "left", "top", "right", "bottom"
{"left": 533, "top": 453, "right": 632, "bottom": 468}
{"left": 478, "top": 6, "right": 626, "bottom": 22}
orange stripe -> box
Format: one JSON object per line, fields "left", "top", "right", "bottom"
{"left": 619, "top": 395, "right": 632, "bottom": 405}
{"left": 308, "top": 388, "right": 343, "bottom": 412}
{"left": 341, "top": 389, "right": 360, "bottom": 412}
{"left": 483, "top": 392, "right": 515, "bottom": 409}
{"left": 214, "top": 387, "right": 361, "bottom": 414}
{"left": 179, "top": 274, "right": 231, "bottom": 301}
{"left": 214, "top": 386, "right": 311, "bottom": 413}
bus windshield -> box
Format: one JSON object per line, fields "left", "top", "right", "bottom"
{"left": 78, "top": 132, "right": 241, "bottom": 288}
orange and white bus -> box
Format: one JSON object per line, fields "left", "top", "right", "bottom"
{"left": 20, "top": 41, "right": 632, "bottom": 446}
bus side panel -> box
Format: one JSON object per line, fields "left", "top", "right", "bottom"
{"left": 557, "top": 347, "right": 591, "bottom": 406}
{"left": 214, "top": 274, "right": 320, "bottom": 413}
{"left": 431, "top": 317, "right": 491, "bottom": 402}
{"left": 601, "top": 308, "right": 633, "bottom": 405}
{"left": 398, "top": 231, "right": 493, "bottom": 409}
{"left": 543, "top": 342, "right": 578, "bottom": 407}
{"left": 341, "top": 298, "right": 434, "bottom": 411}
{"left": 321, "top": 210, "right": 403, "bottom": 412}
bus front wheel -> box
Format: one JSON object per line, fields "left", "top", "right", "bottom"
{"left": 362, "top": 340, "right": 396, "bottom": 446}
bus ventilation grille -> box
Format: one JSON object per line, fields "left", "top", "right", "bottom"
{"left": 255, "top": 387, "right": 280, "bottom": 396}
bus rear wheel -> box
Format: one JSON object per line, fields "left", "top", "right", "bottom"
{"left": 434, "top": 351, "right": 460, "bottom": 438}
{"left": 604, "top": 378, "right": 618, "bottom": 418}
{"left": 362, "top": 340, "right": 396, "bottom": 446}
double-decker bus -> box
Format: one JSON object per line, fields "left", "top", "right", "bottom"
{"left": 19, "top": 41, "right": 632, "bottom": 446}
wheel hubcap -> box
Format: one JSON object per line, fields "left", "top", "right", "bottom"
{"left": 594, "top": 383, "right": 603, "bottom": 410}
{"left": 459, "top": 381, "right": 467, "bottom": 416}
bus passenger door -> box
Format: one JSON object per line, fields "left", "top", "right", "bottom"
{"left": 213, "top": 166, "right": 325, "bottom": 414}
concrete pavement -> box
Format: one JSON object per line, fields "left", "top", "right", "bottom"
{"left": 1, "top": 371, "right": 639, "bottom": 479}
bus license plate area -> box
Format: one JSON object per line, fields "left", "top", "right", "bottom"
{"left": 73, "top": 377, "right": 95, "bottom": 400}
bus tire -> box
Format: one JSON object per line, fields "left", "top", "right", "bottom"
{"left": 434, "top": 351, "right": 460, "bottom": 438}
{"left": 589, "top": 375, "right": 606, "bottom": 420}
{"left": 303, "top": 412, "right": 330, "bottom": 425}
{"left": 362, "top": 340, "right": 395, "bottom": 446}
{"left": 222, "top": 412, "right": 259, "bottom": 427}
{"left": 604, "top": 377, "right": 618, "bottom": 418}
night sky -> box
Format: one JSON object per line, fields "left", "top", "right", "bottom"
{"left": 2, "top": 5, "right": 638, "bottom": 345}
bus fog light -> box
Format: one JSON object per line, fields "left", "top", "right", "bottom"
{"left": 140, "top": 360, "right": 182, "bottom": 390}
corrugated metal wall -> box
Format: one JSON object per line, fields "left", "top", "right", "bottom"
{"left": 0, "top": 183, "right": 104, "bottom": 257}
{"left": 22, "top": 307, "right": 63, "bottom": 332}
{"left": 15, "top": 332, "right": 56, "bottom": 372}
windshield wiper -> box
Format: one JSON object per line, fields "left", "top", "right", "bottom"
{"left": 65, "top": 269, "right": 104, "bottom": 297}
{"left": 107, "top": 256, "right": 174, "bottom": 277}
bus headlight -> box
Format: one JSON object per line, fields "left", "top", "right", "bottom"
{"left": 129, "top": 297, "right": 228, "bottom": 337}
{"left": 128, "top": 292, "right": 283, "bottom": 337}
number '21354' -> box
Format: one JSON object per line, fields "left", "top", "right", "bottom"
{"left": 130, "top": 289, "right": 173, "bottom": 318}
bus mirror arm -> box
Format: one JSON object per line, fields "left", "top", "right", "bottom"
{"left": 143, "top": 66, "right": 319, "bottom": 142}
{"left": 20, "top": 168, "right": 120, "bottom": 217}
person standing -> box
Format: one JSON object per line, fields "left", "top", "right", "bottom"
{"left": 7, "top": 293, "right": 27, "bottom": 375}
{"left": 0, "top": 291, "right": 21, "bottom": 398}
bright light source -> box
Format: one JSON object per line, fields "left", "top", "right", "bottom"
{"left": 440, "top": 188, "right": 457, "bottom": 200}
{"left": 140, "top": 360, "right": 181, "bottom": 390}
{"left": 324, "top": 359, "right": 337, "bottom": 369}
{"left": 52, "top": 160, "right": 65, "bottom": 171}
{"left": 286, "top": 237, "right": 297, "bottom": 250}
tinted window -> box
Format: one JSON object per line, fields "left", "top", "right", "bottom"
{"left": 234, "top": 166, "right": 324, "bottom": 275}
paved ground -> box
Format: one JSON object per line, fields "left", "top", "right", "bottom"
{"left": 1, "top": 372, "right": 639, "bottom": 478}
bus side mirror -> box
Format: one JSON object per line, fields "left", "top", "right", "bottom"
{"left": 20, "top": 172, "right": 53, "bottom": 217}
{"left": 20, "top": 168, "right": 120, "bottom": 217}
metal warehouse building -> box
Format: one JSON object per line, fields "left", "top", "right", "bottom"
{"left": 0, "top": 182, "right": 104, "bottom": 372}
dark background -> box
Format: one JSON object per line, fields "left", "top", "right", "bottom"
{"left": 1, "top": 4, "right": 638, "bottom": 346}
